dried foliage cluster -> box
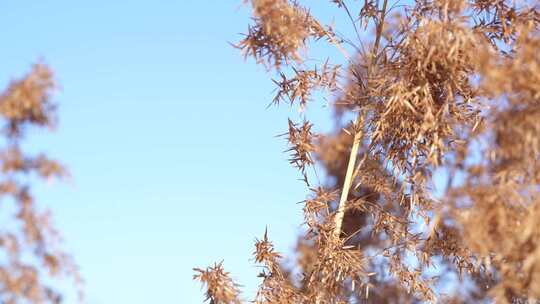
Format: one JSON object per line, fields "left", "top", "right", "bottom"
{"left": 196, "top": 0, "right": 540, "bottom": 303}
{"left": 0, "top": 64, "right": 80, "bottom": 303}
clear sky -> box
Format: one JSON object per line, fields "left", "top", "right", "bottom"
{"left": 0, "top": 1, "right": 343, "bottom": 303}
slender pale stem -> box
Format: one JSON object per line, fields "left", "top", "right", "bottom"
{"left": 333, "top": 0, "right": 389, "bottom": 239}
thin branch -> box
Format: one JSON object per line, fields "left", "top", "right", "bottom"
{"left": 321, "top": 26, "right": 353, "bottom": 63}
{"left": 341, "top": 0, "right": 367, "bottom": 54}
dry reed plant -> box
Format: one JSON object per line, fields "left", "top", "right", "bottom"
{"left": 0, "top": 63, "right": 81, "bottom": 303}
{"left": 195, "top": 0, "right": 540, "bottom": 303}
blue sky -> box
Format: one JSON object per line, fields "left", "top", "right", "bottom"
{"left": 0, "top": 1, "right": 345, "bottom": 303}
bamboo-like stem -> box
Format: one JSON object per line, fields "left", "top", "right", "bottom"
{"left": 333, "top": 0, "right": 389, "bottom": 239}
